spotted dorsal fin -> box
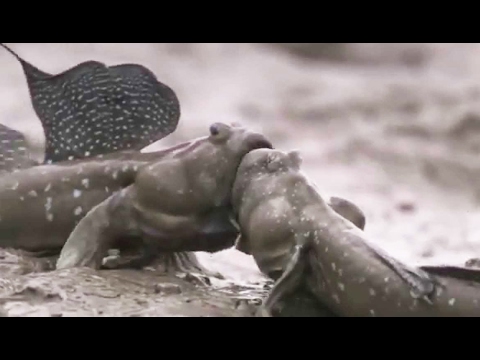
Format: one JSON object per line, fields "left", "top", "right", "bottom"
{"left": 1, "top": 43, "right": 181, "bottom": 164}
{"left": 0, "top": 124, "right": 38, "bottom": 173}
{"left": 0, "top": 43, "right": 51, "bottom": 82}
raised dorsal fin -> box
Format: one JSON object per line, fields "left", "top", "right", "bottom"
{"left": 1, "top": 44, "right": 181, "bottom": 164}
{"left": 0, "top": 43, "right": 51, "bottom": 82}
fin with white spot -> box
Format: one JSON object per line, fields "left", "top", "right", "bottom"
{"left": 0, "top": 124, "right": 38, "bottom": 173}
{"left": 259, "top": 233, "right": 314, "bottom": 317}
{"left": 1, "top": 43, "right": 181, "bottom": 164}
{"left": 366, "top": 242, "right": 439, "bottom": 302}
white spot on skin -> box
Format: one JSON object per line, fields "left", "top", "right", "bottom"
{"left": 112, "top": 171, "right": 118, "bottom": 180}
{"left": 369, "top": 288, "right": 376, "bottom": 296}
{"left": 11, "top": 182, "right": 19, "bottom": 190}
{"left": 85, "top": 151, "right": 90, "bottom": 157}
{"left": 384, "top": 277, "right": 390, "bottom": 283}
{"left": 81, "top": 179, "right": 89, "bottom": 189}
{"left": 20, "top": 196, "right": 24, "bottom": 201}
{"left": 331, "top": 263, "right": 336, "bottom": 271}
{"left": 44, "top": 183, "right": 52, "bottom": 192}
{"left": 46, "top": 213, "right": 54, "bottom": 222}
{"left": 331, "top": 293, "right": 341, "bottom": 304}
{"left": 73, "top": 189, "right": 82, "bottom": 198}
{"left": 45, "top": 197, "right": 52, "bottom": 212}
{"left": 338, "top": 283, "right": 345, "bottom": 291}
{"left": 74, "top": 207, "right": 83, "bottom": 216}
{"left": 409, "top": 299, "right": 419, "bottom": 311}
{"left": 28, "top": 190, "right": 38, "bottom": 197}
{"left": 448, "top": 298, "right": 456, "bottom": 306}
{"left": 369, "top": 309, "right": 376, "bottom": 316}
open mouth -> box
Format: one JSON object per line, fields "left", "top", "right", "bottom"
{"left": 230, "top": 137, "right": 274, "bottom": 199}
{"left": 250, "top": 138, "right": 274, "bottom": 151}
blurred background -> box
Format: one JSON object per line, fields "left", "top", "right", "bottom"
{"left": 1, "top": 43, "right": 480, "bottom": 283}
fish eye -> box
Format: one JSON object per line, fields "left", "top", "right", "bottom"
{"left": 209, "top": 123, "right": 231, "bottom": 142}
{"left": 210, "top": 124, "right": 220, "bottom": 136}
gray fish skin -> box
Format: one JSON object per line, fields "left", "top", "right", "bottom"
{"left": 56, "top": 122, "right": 274, "bottom": 270}
{"left": 0, "top": 153, "right": 149, "bottom": 252}
{"left": 0, "top": 43, "right": 180, "bottom": 164}
{"left": 233, "top": 148, "right": 480, "bottom": 317}
{"left": 0, "top": 139, "right": 197, "bottom": 252}
{"left": 232, "top": 149, "right": 366, "bottom": 280}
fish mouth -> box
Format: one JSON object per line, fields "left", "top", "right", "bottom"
{"left": 230, "top": 137, "right": 274, "bottom": 202}
{"left": 249, "top": 138, "right": 274, "bottom": 152}
{"left": 239, "top": 137, "right": 274, "bottom": 172}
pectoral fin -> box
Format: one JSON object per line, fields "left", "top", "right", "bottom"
{"left": 368, "top": 243, "right": 439, "bottom": 302}
{"left": 259, "top": 234, "right": 310, "bottom": 317}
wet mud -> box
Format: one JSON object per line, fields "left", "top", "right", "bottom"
{"left": 2, "top": 43, "right": 480, "bottom": 316}
{"left": 0, "top": 248, "right": 269, "bottom": 317}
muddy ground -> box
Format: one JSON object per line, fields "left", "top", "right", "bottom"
{"left": 1, "top": 43, "right": 480, "bottom": 316}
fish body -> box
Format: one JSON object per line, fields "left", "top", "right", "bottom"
{"left": 232, "top": 148, "right": 480, "bottom": 317}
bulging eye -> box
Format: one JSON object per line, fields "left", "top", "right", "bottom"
{"left": 210, "top": 124, "right": 220, "bottom": 136}
{"left": 209, "top": 122, "right": 231, "bottom": 142}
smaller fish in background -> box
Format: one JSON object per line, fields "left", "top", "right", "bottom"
{"left": 0, "top": 43, "right": 181, "bottom": 165}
